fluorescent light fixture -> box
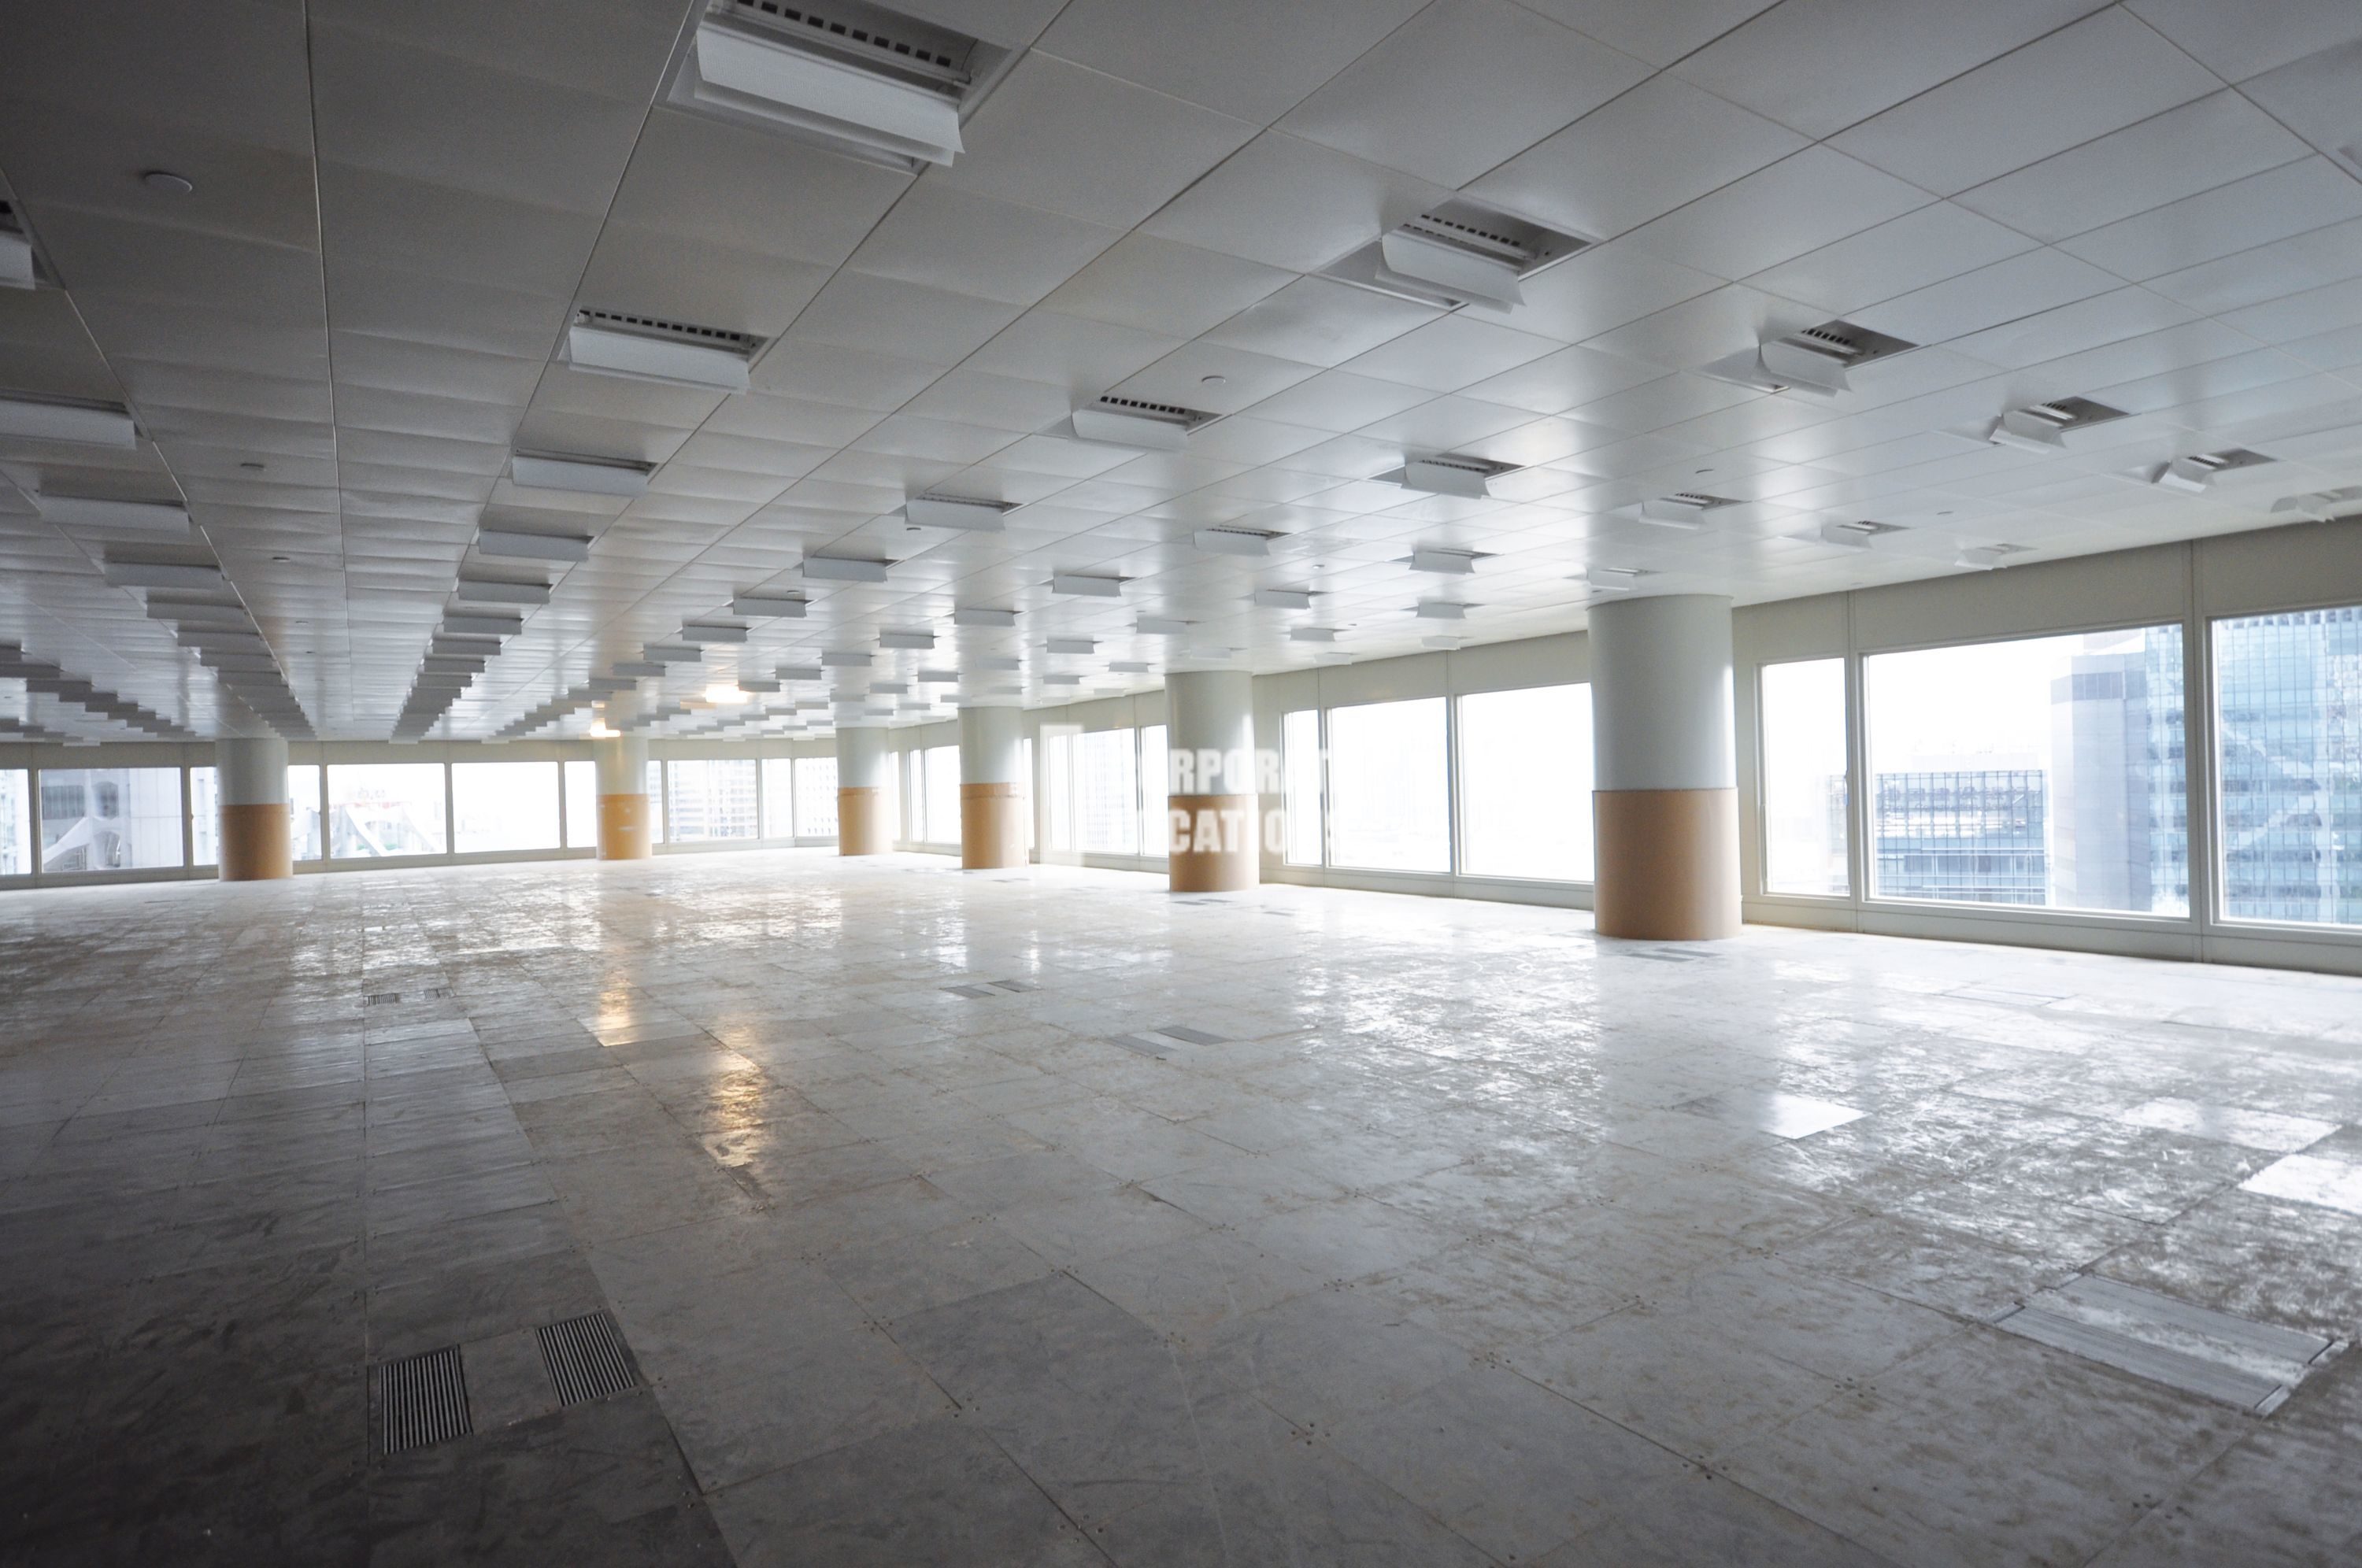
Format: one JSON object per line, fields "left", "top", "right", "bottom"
{"left": 1135, "top": 617, "right": 1190, "bottom": 635}
{"left": 1290, "top": 627, "right": 1337, "bottom": 642}
{"left": 1416, "top": 601, "right": 1468, "bottom": 620}
{"left": 2271, "top": 486, "right": 2362, "bottom": 521}
{"left": 1194, "top": 528, "right": 1270, "bottom": 557}
{"left": 974, "top": 655, "right": 1022, "bottom": 671}
{"left": 1253, "top": 587, "right": 1315, "bottom": 611}
{"left": 1071, "top": 404, "right": 1192, "bottom": 451}
{"left": 102, "top": 560, "right": 223, "bottom": 590}
{"left": 820, "top": 650, "right": 872, "bottom": 668}
{"left": 1955, "top": 546, "right": 2012, "bottom": 571}
{"left": 905, "top": 495, "right": 1010, "bottom": 531}
{"left": 35, "top": 494, "right": 188, "bottom": 532}
{"left": 731, "top": 594, "right": 807, "bottom": 618}
{"left": 703, "top": 682, "right": 750, "bottom": 704}
{"left": 476, "top": 529, "right": 592, "bottom": 563}
{"left": 612, "top": 661, "right": 667, "bottom": 677}
{"left": 1585, "top": 566, "right": 1643, "bottom": 591}
{"left": 1637, "top": 494, "right": 1728, "bottom": 530}
{"left": 1109, "top": 660, "right": 1151, "bottom": 673}
{"left": 0, "top": 231, "right": 34, "bottom": 289}
{"left": 776, "top": 665, "right": 823, "bottom": 682}
{"left": 1988, "top": 408, "right": 2068, "bottom": 452}
{"left": 679, "top": 14, "right": 966, "bottom": 170}
{"left": 878, "top": 630, "right": 935, "bottom": 650}
{"left": 1409, "top": 547, "right": 1478, "bottom": 575}
{"left": 1401, "top": 458, "right": 1497, "bottom": 501}
{"left": 642, "top": 643, "right": 701, "bottom": 663}
{"left": 509, "top": 452, "right": 653, "bottom": 496}
{"left": 1378, "top": 228, "right": 1523, "bottom": 310}
{"left": 454, "top": 579, "right": 550, "bottom": 605}
{"left": 953, "top": 606, "right": 1016, "bottom": 628}
{"left": 679, "top": 623, "right": 749, "bottom": 644}
{"left": 1819, "top": 520, "right": 1882, "bottom": 550}
{"left": 917, "top": 668, "right": 959, "bottom": 682}
{"left": 0, "top": 394, "right": 135, "bottom": 447}
{"left": 566, "top": 318, "right": 751, "bottom": 393}
{"left": 1046, "top": 637, "right": 1096, "bottom": 654}
{"left": 1043, "top": 672, "right": 1082, "bottom": 686}
{"left": 1050, "top": 572, "right": 1122, "bottom": 597}
{"left": 2153, "top": 456, "right": 2219, "bottom": 494}
{"left": 803, "top": 555, "right": 890, "bottom": 582}
{"left": 1756, "top": 338, "right": 1850, "bottom": 398}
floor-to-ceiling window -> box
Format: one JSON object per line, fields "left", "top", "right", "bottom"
{"left": 1457, "top": 684, "right": 1593, "bottom": 882}
{"left": 1138, "top": 724, "right": 1168, "bottom": 860}
{"left": 327, "top": 764, "right": 447, "bottom": 858}
{"left": 665, "top": 760, "right": 758, "bottom": 842}
{"left": 563, "top": 760, "right": 597, "bottom": 849}
{"left": 0, "top": 768, "right": 31, "bottom": 875}
{"left": 1325, "top": 697, "right": 1450, "bottom": 873}
{"left": 760, "top": 758, "right": 794, "bottom": 838}
{"left": 39, "top": 767, "right": 186, "bottom": 873}
{"left": 1864, "top": 627, "right": 2187, "bottom": 914}
{"left": 2214, "top": 604, "right": 2360, "bottom": 927}
{"left": 1078, "top": 728, "right": 1139, "bottom": 855}
{"left": 1042, "top": 731, "right": 1075, "bottom": 854}
{"left": 452, "top": 762, "right": 561, "bottom": 853}
{"left": 793, "top": 756, "right": 838, "bottom": 837}
{"left": 923, "top": 745, "right": 960, "bottom": 847}
{"left": 1760, "top": 660, "right": 1851, "bottom": 897}
{"left": 189, "top": 764, "right": 218, "bottom": 867}
{"left": 1281, "top": 709, "right": 1323, "bottom": 866}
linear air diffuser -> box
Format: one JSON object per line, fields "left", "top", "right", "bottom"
{"left": 567, "top": 310, "right": 760, "bottom": 393}
{"left": 1324, "top": 200, "right": 1588, "bottom": 313}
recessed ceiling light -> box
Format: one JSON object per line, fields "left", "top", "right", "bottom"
{"left": 1050, "top": 572, "right": 1123, "bottom": 597}
{"left": 1200, "top": 374, "right": 1227, "bottom": 387}
{"left": 905, "top": 494, "right": 1011, "bottom": 531}
{"left": 565, "top": 310, "right": 759, "bottom": 392}
{"left": 0, "top": 394, "right": 136, "bottom": 448}
{"left": 510, "top": 451, "right": 654, "bottom": 497}
{"left": 140, "top": 170, "right": 194, "bottom": 194}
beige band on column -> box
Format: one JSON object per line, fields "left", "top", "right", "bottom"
{"left": 959, "top": 782, "right": 1025, "bottom": 869}
{"left": 1592, "top": 786, "right": 1741, "bottom": 941}
{"left": 837, "top": 786, "right": 889, "bottom": 855}
{"left": 1166, "top": 793, "right": 1258, "bottom": 893}
{"left": 218, "top": 802, "right": 293, "bottom": 882}
{"left": 597, "top": 793, "right": 652, "bottom": 861}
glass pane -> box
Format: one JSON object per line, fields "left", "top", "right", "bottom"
{"left": 1864, "top": 627, "right": 2186, "bottom": 913}
{"left": 903, "top": 751, "right": 922, "bottom": 842}
{"left": 327, "top": 764, "right": 447, "bottom": 858}
{"left": 39, "top": 767, "right": 185, "bottom": 872}
{"left": 190, "top": 765, "right": 219, "bottom": 867}
{"left": 1079, "top": 728, "right": 1138, "bottom": 854}
{"left": 1, "top": 769, "right": 35, "bottom": 875}
{"left": 665, "top": 759, "right": 758, "bottom": 841}
{"left": 564, "top": 760, "right": 597, "bottom": 849}
{"left": 452, "top": 762, "right": 561, "bottom": 852}
{"left": 1139, "top": 724, "right": 1168, "bottom": 860}
{"left": 1282, "top": 710, "right": 1322, "bottom": 865}
{"left": 646, "top": 760, "right": 665, "bottom": 843}
{"left": 1459, "top": 685, "right": 1593, "bottom": 882}
{"left": 289, "top": 765, "right": 322, "bottom": 862}
{"left": 1019, "top": 738, "right": 1035, "bottom": 854}
{"left": 2215, "top": 605, "right": 2362, "bottom": 926}
{"left": 794, "top": 756, "right": 839, "bottom": 837}
{"left": 1043, "top": 731, "right": 1075, "bottom": 852}
{"left": 761, "top": 757, "right": 794, "bottom": 837}
{"left": 882, "top": 751, "right": 901, "bottom": 845}
{"left": 1760, "top": 660, "right": 1851, "bottom": 896}
{"left": 1327, "top": 698, "right": 1450, "bottom": 873}
{"left": 925, "top": 745, "right": 960, "bottom": 845}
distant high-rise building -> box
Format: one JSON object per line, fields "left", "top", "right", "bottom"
{"left": 2049, "top": 635, "right": 2187, "bottom": 915}
{"left": 2216, "top": 605, "right": 2362, "bottom": 926}
{"left": 1872, "top": 767, "right": 2048, "bottom": 904}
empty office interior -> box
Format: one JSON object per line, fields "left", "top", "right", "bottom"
{"left": 5, "top": 1, "right": 2362, "bottom": 1562}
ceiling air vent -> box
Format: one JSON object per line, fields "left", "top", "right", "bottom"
{"left": 568, "top": 310, "right": 761, "bottom": 392}
{"left": 1071, "top": 395, "right": 1212, "bottom": 452}
{"left": 1989, "top": 396, "right": 2127, "bottom": 452}
{"left": 1956, "top": 543, "right": 2033, "bottom": 571}
{"left": 1635, "top": 492, "right": 1740, "bottom": 531}
{"left": 1390, "top": 454, "right": 1516, "bottom": 500}
{"left": 0, "top": 199, "right": 39, "bottom": 290}
{"left": 1194, "top": 527, "right": 1279, "bottom": 557}
{"left": 666, "top": 0, "right": 1009, "bottom": 172}
{"left": 1818, "top": 519, "right": 1905, "bottom": 550}
{"left": 2152, "top": 447, "right": 2273, "bottom": 494}
{"left": 1703, "top": 319, "right": 1916, "bottom": 398}
{"left": 2272, "top": 486, "right": 2362, "bottom": 522}
{"left": 1323, "top": 199, "right": 1589, "bottom": 313}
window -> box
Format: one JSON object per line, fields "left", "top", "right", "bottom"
{"left": 902, "top": 751, "right": 923, "bottom": 842}
{"left": 665, "top": 759, "right": 758, "bottom": 841}
{"left": 327, "top": 764, "right": 447, "bottom": 858}
{"left": 1326, "top": 698, "right": 1450, "bottom": 873}
{"left": 1019, "top": 738, "right": 1035, "bottom": 854}
{"left": 1864, "top": 627, "right": 2186, "bottom": 914}
{"left": 1459, "top": 684, "right": 1593, "bottom": 882}
{"left": 881, "top": 752, "right": 901, "bottom": 845}
{"left": 0, "top": 769, "right": 34, "bottom": 875}
{"left": 923, "top": 745, "right": 961, "bottom": 845}
{"left": 761, "top": 758, "right": 794, "bottom": 838}
{"left": 563, "top": 760, "right": 597, "bottom": 849}
{"left": 290, "top": 765, "right": 323, "bottom": 861}
{"left": 1760, "top": 660, "right": 1850, "bottom": 897}
{"left": 794, "top": 756, "right": 839, "bottom": 837}
{"left": 190, "top": 765, "right": 218, "bottom": 867}
{"left": 646, "top": 760, "right": 666, "bottom": 843}
{"left": 2215, "top": 605, "right": 2361, "bottom": 927}
{"left": 40, "top": 767, "right": 186, "bottom": 872}
{"left": 1042, "top": 730, "right": 1076, "bottom": 853}
{"left": 452, "top": 762, "right": 561, "bottom": 852}
{"left": 1079, "top": 728, "right": 1139, "bottom": 855}
{"left": 1139, "top": 724, "right": 1168, "bottom": 860}
{"left": 1282, "top": 709, "right": 1323, "bottom": 866}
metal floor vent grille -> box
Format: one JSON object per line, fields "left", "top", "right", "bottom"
{"left": 377, "top": 1346, "right": 471, "bottom": 1454}
{"left": 945, "top": 978, "right": 1037, "bottom": 999}
{"left": 364, "top": 992, "right": 402, "bottom": 1007}
{"left": 1624, "top": 947, "right": 1715, "bottom": 963}
{"left": 538, "top": 1311, "right": 639, "bottom": 1406}
{"left": 1994, "top": 1275, "right": 2343, "bottom": 1415}
{"left": 1155, "top": 1023, "right": 1226, "bottom": 1046}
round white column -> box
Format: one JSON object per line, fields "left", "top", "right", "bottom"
{"left": 216, "top": 736, "right": 292, "bottom": 881}
{"left": 835, "top": 725, "right": 890, "bottom": 855}
{"left": 591, "top": 732, "right": 652, "bottom": 860}
{"left": 1588, "top": 594, "right": 1739, "bottom": 939}
{"left": 956, "top": 706, "right": 1025, "bottom": 869}
{"left": 1165, "top": 670, "right": 1259, "bottom": 892}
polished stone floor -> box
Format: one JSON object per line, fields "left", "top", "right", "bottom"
{"left": 4, "top": 852, "right": 2362, "bottom": 1565}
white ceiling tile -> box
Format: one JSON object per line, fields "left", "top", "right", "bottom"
{"left": 604, "top": 109, "right": 913, "bottom": 266}
{"left": 964, "top": 311, "right": 1185, "bottom": 393}
{"left": 1673, "top": 0, "right": 2112, "bottom": 139}
{"left": 1139, "top": 131, "right": 1449, "bottom": 273}
{"left": 935, "top": 54, "right": 1257, "bottom": 230}
{"left": 2054, "top": 158, "right": 2362, "bottom": 283}
{"left": 746, "top": 344, "right": 943, "bottom": 411}
{"left": 1517, "top": 0, "right": 1783, "bottom": 68}
{"left": 1201, "top": 278, "right": 1442, "bottom": 368}
{"left": 1336, "top": 316, "right": 1564, "bottom": 393}
{"left": 576, "top": 227, "right": 831, "bottom": 338}
{"left": 1954, "top": 91, "right": 2313, "bottom": 242}
{"left": 2142, "top": 216, "right": 2362, "bottom": 316}
{"left": 1744, "top": 202, "right": 2039, "bottom": 316}
{"left": 1036, "top": 235, "right": 1294, "bottom": 338}
{"left": 1465, "top": 74, "right": 1807, "bottom": 242}
{"left": 1623, "top": 147, "right": 1932, "bottom": 281}
{"left": 1109, "top": 343, "right": 1320, "bottom": 415}
{"left": 1453, "top": 345, "right": 1668, "bottom": 415}
{"left": 1506, "top": 240, "right": 1726, "bottom": 344}
{"left": 783, "top": 273, "right": 1024, "bottom": 368}
{"left": 2123, "top": 0, "right": 2362, "bottom": 82}
{"left": 2237, "top": 40, "right": 2362, "bottom": 169}
{"left": 2219, "top": 276, "right": 2362, "bottom": 345}
{"left": 1583, "top": 285, "right": 1815, "bottom": 371}
{"left": 1946, "top": 287, "right": 2201, "bottom": 369}
{"left": 846, "top": 183, "right": 1121, "bottom": 307}
{"left": 1034, "top": 0, "right": 1430, "bottom": 124}
{"left": 1849, "top": 246, "right": 2124, "bottom": 346}
{"left": 1276, "top": 0, "right": 1652, "bottom": 187}
{"left": 1828, "top": 9, "right": 2220, "bottom": 196}
{"left": 1238, "top": 371, "right": 1439, "bottom": 433}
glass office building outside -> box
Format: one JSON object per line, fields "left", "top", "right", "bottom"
{"left": 2216, "top": 605, "right": 2362, "bottom": 927}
